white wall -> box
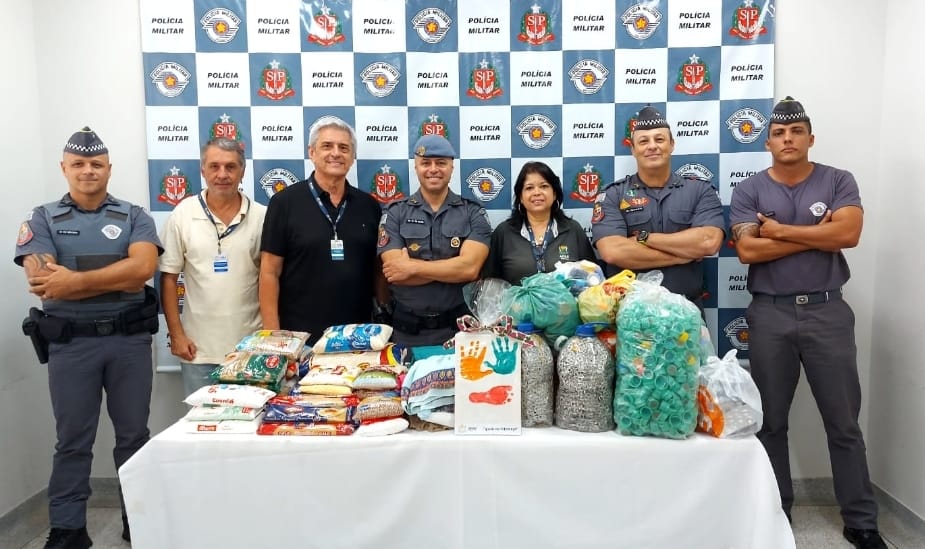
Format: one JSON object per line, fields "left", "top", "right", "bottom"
{"left": 867, "top": 0, "right": 925, "bottom": 518}
{"left": 773, "top": 0, "right": 884, "bottom": 480}
{"left": 0, "top": 0, "right": 187, "bottom": 517}
{"left": 0, "top": 0, "right": 58, "bottom": 518}
{"left": 1, "top": 0, "right": 921, "bottom": 521}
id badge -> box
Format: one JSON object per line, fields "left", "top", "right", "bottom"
{"left": 213, "top": 254, "right": 229, "bottom": 273}
{"left": 330, "top": 239, "right": 345, "bottom": 261}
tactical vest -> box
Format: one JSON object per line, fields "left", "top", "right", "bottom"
{"left": 41, "top": 199, "right": 144, "bottom": 318}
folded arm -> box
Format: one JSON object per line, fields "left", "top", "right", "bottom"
{"left": 645, "top": 226, "right": 724, "bottom": 259}
{"left": 595, "top": 235, "right": 692, "bottom": 270}
{"left": 27, "top": 242, "right": 158, "bottom": 301}
{"left": 382, "top": 240, "right": 489, "bottom": 286}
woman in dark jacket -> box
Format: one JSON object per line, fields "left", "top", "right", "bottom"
{"left": 483, "top": 161, "right": 597, "bottom": 285}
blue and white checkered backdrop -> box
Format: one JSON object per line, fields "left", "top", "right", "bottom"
{"left": 139, "top": 0, "right": 776, "bottom": 364}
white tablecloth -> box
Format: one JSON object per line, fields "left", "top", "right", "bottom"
{"left": 120, "top": 421, "right": 794, "bottom": 549}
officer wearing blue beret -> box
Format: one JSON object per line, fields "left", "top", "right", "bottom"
{"left": 15, "top": 127, "right": 162, "bottom": 548}
{"left": 378, "top": 135, "right": 492, "bottom": 346}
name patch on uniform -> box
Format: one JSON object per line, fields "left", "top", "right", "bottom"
{"left": 56, "top": 229, "right": 80, "bottom": 236}
{"left": 101, "top": 224, "right": 122, "bottom": 240}
{"left": 405, "top": 218, "right": 425, "bottom": 224}
{"left": 623, "top": 207, "right": 644, "bottom": 214}
{"left": 17, "top": 222, "right": 33, "bottom": 245}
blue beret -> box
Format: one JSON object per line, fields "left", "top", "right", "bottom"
{"left": 413, "top": 134, "right": 456, "bottom": 158}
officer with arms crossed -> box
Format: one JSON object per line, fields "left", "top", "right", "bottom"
{"left": 15, "top": 127, "right": 162, "bottom": 548}
{"left": 730, "top": 97, "right": 885, "bottom": 549}
{"left": 592, "top": 106, "right": 724, "bottom": 307}
{"left": 159, "top": 137, "right": 266, "bottom": 397}
{"left": 378, "top": 135, "right": 492, "bottom": 346}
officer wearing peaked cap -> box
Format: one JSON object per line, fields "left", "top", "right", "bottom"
{"left": 730, "top": 97, "right": 886, "bottom": 549}
{"left": 378, "top": 134, "right": 492, "bottom": 346}
{"left": 591, "top": 106, "right": 725, "bottom": 307}
{"left": 15, "top": 127, "right": 162, "bottom": 548}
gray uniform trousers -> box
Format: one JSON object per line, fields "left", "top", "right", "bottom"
{"left": 47, "top": 333, "right": 153, "bottom": 529}
{"left": 746, "top": 296, "right": 878, "bottom": 529}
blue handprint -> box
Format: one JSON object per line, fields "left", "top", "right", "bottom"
{"left": 484, "top": 337, "right": 519, "bottom": 375}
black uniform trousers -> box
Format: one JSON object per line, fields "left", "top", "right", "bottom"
{"left": 47, "top": 333, "right": 153, "bottom": 529}
{"left": 746, "top": 295, "right": 878, "bottom": 529}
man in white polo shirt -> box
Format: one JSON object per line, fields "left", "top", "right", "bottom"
{"left": 159, "top": 137, "right": 266, "bottom": 396}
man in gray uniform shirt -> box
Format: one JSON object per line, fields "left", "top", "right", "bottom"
{"left": 729, "top": 97, "right": 885, "bottom": 549}
{"left": 15, "top": 127, "right": 162, "bottom": 548}
{"left": 378, "top": 135, "right": 491, "bottom": 346}
{"left": 592, "top": 106, "right": 724, "bottom": 306}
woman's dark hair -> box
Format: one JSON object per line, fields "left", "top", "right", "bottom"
{"left": 508, "top": 161, "right": 568, "bottom": 227}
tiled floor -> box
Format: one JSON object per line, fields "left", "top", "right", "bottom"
{"left": 18, "top": 504, "right": 924, "bottom": 548}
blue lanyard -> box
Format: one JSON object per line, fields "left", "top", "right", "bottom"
{"left": 525, "top": 222, "right": 554, "bottom": 274}
{"left": 198, "top": 193, "right": 249, "bottom": 254}
{"left": 308, "top": 180, "right": 347, "bottom": 239}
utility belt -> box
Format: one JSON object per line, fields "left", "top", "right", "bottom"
{"left": 390, "top": 302, "right": 469, "bottom": 335}
{"left": 22, "top": 286, "right": 159, "bottom": 364}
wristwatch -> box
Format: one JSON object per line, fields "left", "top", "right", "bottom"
{"left": 636, "top": 230, "right": 650, "bottom": 245}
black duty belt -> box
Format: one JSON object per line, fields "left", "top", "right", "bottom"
{"left": 391, "top": 302, "right": 469, "bottom": 333}
{"left": 752, "top": 290, "right": 842, "bottom": 305}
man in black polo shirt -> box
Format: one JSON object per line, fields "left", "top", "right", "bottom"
{"left": 259, "top": 116, "right": 383, "bottom": 342}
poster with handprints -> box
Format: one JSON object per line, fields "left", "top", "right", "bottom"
{"left": 454, "top": 331, "right": 522, "bottom": 435}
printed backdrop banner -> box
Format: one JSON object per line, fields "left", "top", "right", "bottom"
{"left": 139, "top": 0, "right": 776, "bottom": 368}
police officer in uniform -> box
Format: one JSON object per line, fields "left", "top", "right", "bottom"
{"left": 378, "top": 135, "right": 492, "bottom": 346}
{"left": 592, "top": 106, "right": 724, "bottom": 306}
{"left": 15, "top": 127, "right": 162, "bottom": 549}
{"left": 730, "top": 98, "right": 885, "bottom": 549}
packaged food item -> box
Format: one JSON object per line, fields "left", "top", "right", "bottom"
{"left": 355, "top": 391, "right": 403, "bottom": 421}
{"left": 211, "top": 351, "right": 289, "bottom": 385}
{"left": 183, "top": 406, "right": 263, "bottom": 422}
{"left": 236, "top": 330, "right": 310, "bottom": 360}
{"left": 298, "top": 364, "right": 361, "bottom": 388}
{"left": 184, "top": 384, "right": 276, "bottom": 409}
{"left": 352, "top": 365, "right": 406, "bottom": 390}
{"left": 312, "top": 324, "right": 393, "bottom": 353}
{"left": 183, "top": 417, "right": 263, "bottom": 435}
{"left": 355, "top": 417, "right": 409, "bottom": 436}
{"left": 256, "top": 422, "right": 355, "bottom": 436}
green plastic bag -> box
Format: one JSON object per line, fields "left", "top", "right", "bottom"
{"left": 501, "top": 272, "right": 580, "bottom": 341}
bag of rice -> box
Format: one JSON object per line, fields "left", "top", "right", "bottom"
{"left": 183, "top": 406, "right": 263, "bottom": 422}
{"left": 184, "top": 384, "right": 276, "bottom": 408}
{"left": 298, "top": 364, "right": 361, "bottom": 387}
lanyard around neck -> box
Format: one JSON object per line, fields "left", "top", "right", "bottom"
{"left": 525, "top": 222, "right": 554, "bottom": 274}
{"left": 198, "top": 193, "right": 248, "bottom": 254}
{"left": 309, "top": 180, "right": 347, "bottom": 239}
